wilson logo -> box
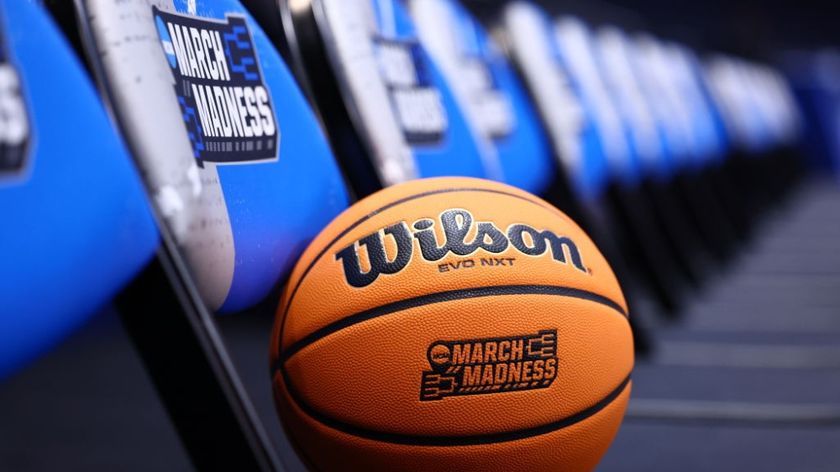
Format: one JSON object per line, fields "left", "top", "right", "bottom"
{"left": 420, "top": 330, "right": 558, "bottom": 401}
{"left": 335, "top": 208, "right": 586, "bottom": 288}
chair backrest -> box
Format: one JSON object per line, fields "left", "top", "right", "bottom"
{"left": 0, "top": 0, "right": 158, "bottom": 378}
{"left": 665, "top": 43, "right": 727, "bottom": 164}
{"left": 77, "top": 0, "right": 350, "bottom": 313}
{"left": 742, "top": 62, "right": 801, "bottom": 150}
{"left": 784, "top": 51, "right": 838, "bottom": 174}
{"left": 409, "top": 0, "right": 555, "bottom": 194}
{"left": 594, "top": 25, "right": 668, "bottom": 181}
{"left": 287, "top": 0, "right": 497, "bottom": 188}
{"left": 502, "top": 1, "right": 609, "bottom": 202}
{"left": 634, "top": 33, "right": 707, "bottom": 172}
{"left": 704, "top": 55, "right": 775, "bottom": 155}
{"left": 553, "top": 15, "right": 642, "bottom": 187}
{"left": 678, "top": 45, "right": 734, "bottom": 161}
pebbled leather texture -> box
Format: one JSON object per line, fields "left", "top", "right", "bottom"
{"left": 271, "top": 176, "right": 633, "bottom": 471}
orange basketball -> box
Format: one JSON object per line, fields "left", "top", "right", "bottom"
{"left": 270, "top": 177, "right": 633, "bottom": 471}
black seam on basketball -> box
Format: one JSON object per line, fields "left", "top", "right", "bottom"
{"left": 277, "top": 369, "right": 631, "bottom": 446}
{"left": 277, "top": 186, "right": 559, "bottom": 359}
{"left": 276, "top": 284, "right": 627, "bottom": 369}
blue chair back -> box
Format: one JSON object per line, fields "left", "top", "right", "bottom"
{"left": 307, "top": 0, "right": 494, "bottom": 184}
{"left": 553, "top": 15, "right": 642, "bottom": 187}
{"left": 0, "top": 0, "right": 158, "bottom": 378}
{"left": 502, "top": 2, "right": 610, "bottom": 202}
{"left": 79, "top": 0, "right": 350, "bottom": 312}
{"left": 410, "top": 0, "right": 555, "bottom": 194}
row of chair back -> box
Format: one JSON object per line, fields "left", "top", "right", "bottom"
{"left": 0, "top": 5, "right": 808, "bottom": 469}
{"left": 0, "top": 1, "right": 811, "bottom": 469}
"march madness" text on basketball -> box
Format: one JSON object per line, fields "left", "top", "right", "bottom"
{"left": 420, "top": 329, "right": 558, "bottom": 401}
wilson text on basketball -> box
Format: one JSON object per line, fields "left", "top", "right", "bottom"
{"left": 335, "top": 208, "right": 587, "bottom": 287}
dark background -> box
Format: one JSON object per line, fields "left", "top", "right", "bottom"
{"left": 463, "top": 0, "right": 840, "bottom": 59}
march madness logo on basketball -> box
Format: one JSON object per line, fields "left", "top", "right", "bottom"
{"left": 153, "top": 8, "right": 278, "bottom": 167}
{"left": 335, "top": 208, "right": 587, "bottom": 287}
{"left": 420, "top": 330, "right": 558, "bottom": 401}
{"left": 0, "top": 34, "right": 31, "bottom": 180}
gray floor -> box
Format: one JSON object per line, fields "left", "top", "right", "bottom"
{"left": 602, "top": 180, "right": 840, "bottom": 471}
{"left": 1, "top": 180, "right": 839, "bottom": 471}
{"left": 0, "top": 311, "right": 191, "bottom": 470}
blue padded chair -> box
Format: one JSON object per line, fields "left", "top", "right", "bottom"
{"left": 74, "top": 0, "right": 354, "bottom": 467}
{"left": 408, "top": 0, "right": 653, "bottom": 351}
{"left": 593, "top": 27, "right": 712, "bottom": 285}
{"left": 630, "top": 35, "right": 741, "bottom": 261}
{"left": 409, "top": 0, "right": 555, "bottom": 195}
{"left": 502, "top": 2, "right": 687, "bottom": 313}
{"left": 272, "top": 0, "right": 497, "bottom": 198}
{"left": 0, "top": 0, "right": 159, "bottom": 380}
{"left": 78, "top": 0, "right": 350, "bottom": 314}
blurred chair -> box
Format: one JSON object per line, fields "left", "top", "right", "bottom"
{"left": 631, "top": 34, "right": 740, "bottom": 263}
{"left": 71, "top": 0, "right": 352, "bottom": 468}
{"left": 407, "top": 0, "right": 653, "bottom": 352}
{"left": 0, "top": 0, "right": 158, "bottom": 380}
{"left": 783, "top": 51, "right": 836, "bottom": 179}
{"left": 593, "top": 25, "right": 711, "bottom": 287}
{"left": 409, "top": 0, "right": 554, "bottom": 195}
{"left": 704, "top": 55, "right": 802, "bottom": 219}
{"left": 78, "top": 0, "right": 349, "bottom": 314}
{"left": 267, "top": 0, "right": 497, "bottom": 198}
{"left": 501, "top": 2, "right": 687, "bottom": 315}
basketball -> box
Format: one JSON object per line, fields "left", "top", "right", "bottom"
{"left": 270, "top": 176, "right": 634, "bottom": 471}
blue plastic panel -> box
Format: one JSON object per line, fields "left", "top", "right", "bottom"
{"left": 503, "top": 2, "right": 609, "bottom": 201}
{"left": 594, "top": 26, "right": 670, "bottom": 180}
{"left": 0, "top": 1, "right": 158, "bottom": 378}
{"left": 704, "top": 55, "right": 774, "bottom": 155}
{"left": 553, "top": 15, "right": 642, "bottom": 186}
{"left": 81, "top": 0, "right": 350, "bottom": 312}
{"left": 314, "top": 0, "right": 491, "bottom": 184}
{"left": 410, "top": 0, "right": 555, "bottom": 194}
{"left": 666, "top": 44, "right": 727, "bottom": 164}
